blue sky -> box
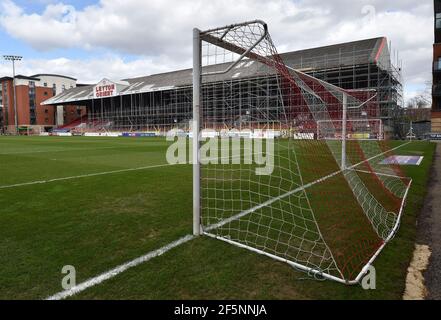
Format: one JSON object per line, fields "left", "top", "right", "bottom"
{"left": 0, "top": 0, "right": 434, "bottom": 101}
{"left": 11, "top": 0, "right": 93, "bottom": 14}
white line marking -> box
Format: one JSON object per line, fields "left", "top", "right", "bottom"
{"left": 46, "top": 234, "right": 195, "bottom": 300}
{"left": 0, "top": 145, "right": 151, "bottom": 155}
{"left": 0, "top": 163, "right": 175, "bottom": 190}
{"left": 40, "top": 142, "right": 412, "bottom": 298}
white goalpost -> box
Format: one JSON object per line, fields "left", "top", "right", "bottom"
{"left": 192, "top": 20, "right": 412, "bottom": 284}
{"left": 193, "top": 27, "right": 202, "bottom": 236}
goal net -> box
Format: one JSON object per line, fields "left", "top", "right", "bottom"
{"left": 193, "top": 20, "right": 412, "bottom": 284}
{"left": 317, "top": 119, "right": 383, "bottom": 141}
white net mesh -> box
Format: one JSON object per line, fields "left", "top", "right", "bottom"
{"left": 317, "top": 119, "right": 383, "bottom": 141}
{"left": 197, "top": 21, "right": 411, "bottom": 283}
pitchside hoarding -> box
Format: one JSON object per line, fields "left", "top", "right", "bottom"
{"left": 428, "top": 133, "right": 441, "bottom": 140}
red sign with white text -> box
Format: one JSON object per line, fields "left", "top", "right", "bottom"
{"left": 94, "top": 82, "right": 116, "bottom": 98}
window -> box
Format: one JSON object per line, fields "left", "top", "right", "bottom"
{"left": 44, "top": 91, "right": 48, "bottom": 96}
{"left": 45, "top": 109, "right": 48, "bottom": 114}
{"left": 52, "top": 84, "right": 57, "bottom": 95}
{"left": 44, "top": 83, "right": 47, "bottom": 87}
{"left": 436, "top": 57, "right": 441, "bottom": 71}
{"left": 28, "top": 82, "right": 36, "bottom": 111}
{"left": 62, "top": 84, "right": 66, "bottom": 92}
{"left": 2, "top": 83, "right": 8, "bottom": 107}
{"left": 437, "top": 13, "right": 441, "bottom": 29}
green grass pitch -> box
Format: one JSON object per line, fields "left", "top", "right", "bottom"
{"left": 0, "top": 136, "right": 435, "bottom": 299}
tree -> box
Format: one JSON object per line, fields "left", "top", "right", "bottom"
{"left": 406, "top": 95, "right": 430, "bottom": 109}
{"left": 406, "top": 81, "right": 432, "bottom": 109}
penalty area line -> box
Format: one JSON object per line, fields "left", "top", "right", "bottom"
{"left": 46, "top": 234, "right": 195, "bottom": 300}
{"left": 0, "top": 163, "right": 175, "bottom": 190}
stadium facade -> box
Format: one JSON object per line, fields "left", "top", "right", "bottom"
{"left": 0, "top": 74, "right": 85, "bottom": 134}
{"left": 43, "top": 37, "right": 403, "bottom": 137}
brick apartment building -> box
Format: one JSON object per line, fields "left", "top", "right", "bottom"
{"left": 433, "top": 0, "right": 441, "bottom": 132}
{"left": 0, "top": 74, "right": 85, "bottom": 134}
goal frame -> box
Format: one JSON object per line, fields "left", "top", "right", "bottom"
{"left": 192, "top": 20, "right": 269, "bottom": 237}
{"left": 192, "top": 20, "right": 412, "bottom": 285}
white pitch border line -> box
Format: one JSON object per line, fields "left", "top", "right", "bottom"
{"left": 0, "top": 163, "right": 176, "bottom": 190}
{"left": 42, "top": 142, "right": 412, "bottom": 298}
{"left": 0, "top": 145, "right": 137, "bottom": 155}
{"left": 46, "top": 234, "right": 195, "bottom": 300}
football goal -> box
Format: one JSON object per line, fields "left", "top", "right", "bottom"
{"left": 317, "top": 119, "right": 383, "bottom": 141}
{"left": 192, "top": 20, "right": 412, "bottom": 284}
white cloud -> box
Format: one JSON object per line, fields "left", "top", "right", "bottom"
{"left": 0, "top": 54, "right": 188, "bottom": 83}
{"left": 0, "top": 0, "right": 434, "bottom": 100}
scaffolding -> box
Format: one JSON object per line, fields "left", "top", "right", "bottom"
{"left": 286, "top": 41, "right": 403, "bottom": 137}
{"left": 40, "top": 24, "right": 412, "bottom": 284}
{"left": 44, "top": 37, "right": 403, "bottom": 138}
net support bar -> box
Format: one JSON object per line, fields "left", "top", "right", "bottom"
{"left": 203, "top": 231, "right": 349, "bottom": 284}
{"left": 352, "top": 179, "right": 412, "bottom": 283}
{"left": 205, "top": 178, "right": 412, "bottom": 285}
{"left": 341, "top": 92, "right": 347, "bottom": 170}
